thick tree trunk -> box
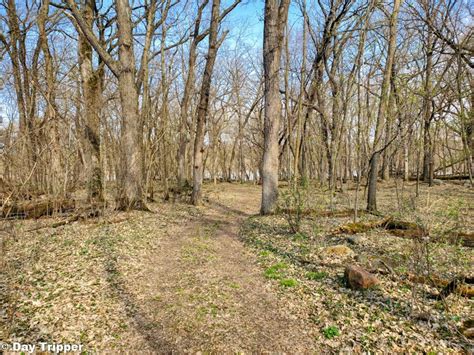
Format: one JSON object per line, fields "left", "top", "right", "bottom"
{"left": 260, "top": 0, "right": 290, "bottom": 215}
{"left": 381, "top": 79, "right": 396, "bottom": 181}
{"left": 38, "top": 0, "right": 63, "bottom": 195}
{"left": 367, "top": 151, "right": 380, "bottom": 211}
{"left": 115, "top": 0, "right": 145, "bottom": 210}
{"left": 64, "top": 0, "right": 144, "bottom": 210}
{"left": 140, "top": 0, "right": 158, "bottom": 199}
{"left": 78, "top": 0, "right": 103, "bottom": 203}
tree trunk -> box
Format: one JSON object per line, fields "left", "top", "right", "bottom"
{"left": 78, "top": 0, "right": 103, "bottom": 203}
{"left": 177, "top": 0, "right": 209, "bottom": 189}
{"left": 64, "top": 0, "right": 145, "bottom": 210}
{"left": 115, "top": 0, "right": 145, "bottom": 210}
{"left": 191, "top": 0, "right": 222, "bottom": 205}
{"left": 260, "top": 0, "right": 290, "bottom": 215}
{"left": 422, "top": 19, "right": 434, "bottom": 185}
{"left": 366, "top": 0, "right": 401, "bottom": 212}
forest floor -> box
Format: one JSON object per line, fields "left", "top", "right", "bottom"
{"left": 1, "top": 181, "right": 473, "bottom": 352}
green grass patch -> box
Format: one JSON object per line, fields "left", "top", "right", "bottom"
{"left": 264, "top": 262, "right": 288, "bottom": 279}
{"left": 279, "top": 278, "right": 298, "bottom": 287}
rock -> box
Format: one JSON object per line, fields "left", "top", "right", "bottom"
{"left": 413, "top": 312, "right": 433, "bottom": 322}
{"left": 463, "top": 328, "right": 474, "bottom": 339}
{"left": 344, "top": 265, "right": 379, "bottom": 290}
{"left": 432, "top": 179, "right": 443, "bottom": 185}
{"left": 346, "top": 235, "right": 362, "bottom": 245}
{"left": 323, "top": 245, "right": 354, "bottom": 257}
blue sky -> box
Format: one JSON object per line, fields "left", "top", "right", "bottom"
{"left": 224, "top": 0, "right": 265, "bottom": 48}
{"left": 222, "top": 0, "right": 304, "bottom": 51}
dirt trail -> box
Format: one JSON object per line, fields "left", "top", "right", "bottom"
{"left": 128, "top": 183, "right": 316, "bottom": 352}
{"left": 4, "top": 182, "right": 473, "bottom": 352}
{"left": 1, "top": 183, "right": 316, "bottom": 352}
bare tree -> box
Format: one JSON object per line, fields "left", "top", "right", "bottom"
{"left": 191, "top": 0, "right": 226, "bottom": 205}
{"left": 366, "top": 0, "right": 401, "bottom": 212}
{"left": 64, "top": 0, "right": 147, "bottom": 210}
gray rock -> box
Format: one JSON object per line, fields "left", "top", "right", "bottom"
{"left": 346, "top": 235, "right": 362, "bottom": 245}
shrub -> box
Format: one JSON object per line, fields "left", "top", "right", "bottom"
{"left": 322, "top": 326, "right": 340, "bottom": 339}
{"left": 279, "top": 184, "right": 308, "bottom": 234}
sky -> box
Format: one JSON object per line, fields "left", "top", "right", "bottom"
{"left": 222, "top": 0, "right": 265, "bottom": 48}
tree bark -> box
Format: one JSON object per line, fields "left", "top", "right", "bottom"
{"left": 191, "top": 0, "right": 223, "bottom": 205}
{"left": 115, "top": 0, "right": 146, "bottom": 210}
{"left": 78, "top": 0, "right": 103, "bottom": 203}
{"left": 260, "top": 0, "right": 290, "bottom": 215}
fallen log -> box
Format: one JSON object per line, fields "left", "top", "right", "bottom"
{"left": 434, "top": 175, "right": 470, "bottom": 180}
{"left": 407, "top": 273, "right": 474, "bottom": 298}
{"left": 408, "top": 174, "right": 470, "bottom": 181}
{"left": 332, "top": 217, "right": 472, "bottom": 247}
{"left": 26, "top": 206, "right": 101, "bottom": 232}
{"left": 279, "top": 208, "right": 368, "bottom": 219}
{"left": 388, "top": 229, "right": 473, "bottom": 247}
{"left": 1, "top": 198, "right": 76, "bottom": 219}
{"left": 332, "top": 217, "right": 392, "bottom": 234}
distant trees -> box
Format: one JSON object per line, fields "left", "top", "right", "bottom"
{"left": 0, "top": 0, "right": 471, "bottom": 211}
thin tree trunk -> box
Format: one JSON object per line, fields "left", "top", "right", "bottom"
{"left": 422, "top": 23, "right": 434, "bottom": 185}
{"left": 294, "top": 2, "right": 307, "bottom": 185}
{"left": 191, "top": 0, "right": 223, "bottom": 205}
{"left": 177, "top": 0, "right": 209, "bottom": 189}
{"left": 367, "top": 0, "right": 401, "bottom": 212}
